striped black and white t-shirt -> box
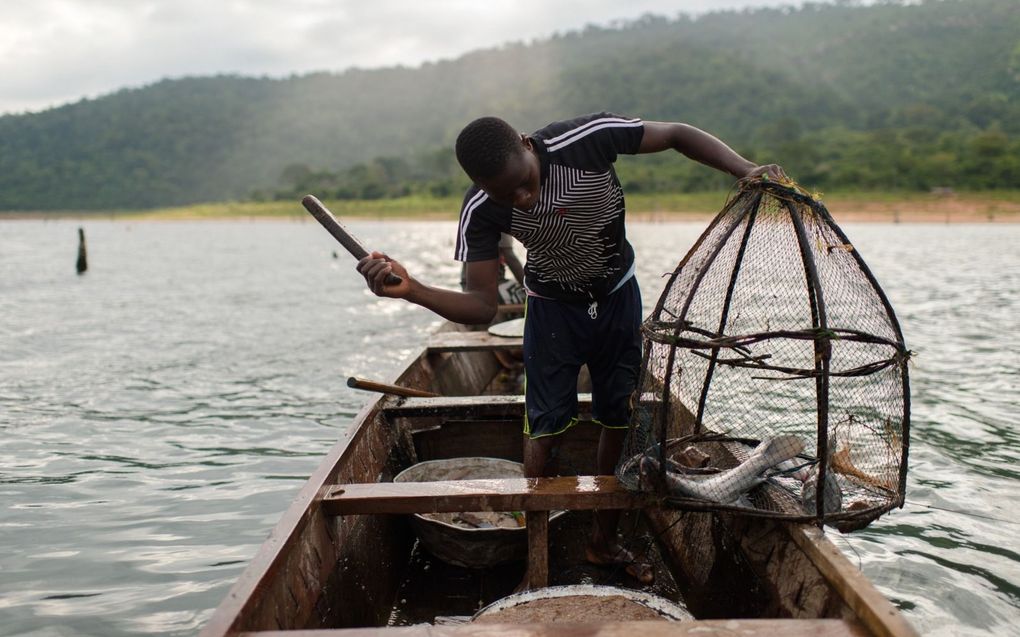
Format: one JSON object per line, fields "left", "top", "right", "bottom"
{"left": 454, "top": 112, "right": 644, "bottom": 303}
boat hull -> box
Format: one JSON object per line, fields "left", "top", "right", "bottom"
{"left": 201, "top": 326, "right": 916, "bottom": 637}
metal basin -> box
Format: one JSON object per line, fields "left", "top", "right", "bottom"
{"left": 393, "top": 457, "right": 564, "bottom": 568}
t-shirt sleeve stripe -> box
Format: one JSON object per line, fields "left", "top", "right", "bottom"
{"left": 455, "top": 189, "right": 490, "bottom": 262}
{"left": 545, "top": 117, "right": 643, "bottom": 152}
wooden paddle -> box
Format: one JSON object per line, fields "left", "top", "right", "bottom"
{"left": 302, "top": 194, "right": 402, "bottom": 286}
{"left": 347, "top": 376, "right": 439, "bottom": 398}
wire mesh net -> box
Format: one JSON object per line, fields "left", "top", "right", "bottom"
{"left": 617, "top": 180, "right": 910, "bottom": 531}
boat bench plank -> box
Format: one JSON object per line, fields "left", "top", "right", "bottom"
{"left": 322, "top": 475, "right": 646, "bottom": 516}
{"left": 240, "top": 618, "right": 869, "bottom": 636}
{"left": 427, "top": 331, "right": 523, "bottom": 352}
{"left": 384, "top": 392, "right": 658, "bottom": 418}
{"left": 385, "top": 394, "right": 532, "bottom": 418}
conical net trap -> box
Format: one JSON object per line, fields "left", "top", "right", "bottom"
{"left": 617, "top": 180, "right": 910, "bottom": 531}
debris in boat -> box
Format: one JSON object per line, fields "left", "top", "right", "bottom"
{"left": 427, "top": 510, "right": 523, "bottom": 530}
{"left": 641, "top": 435, "right": 804, "bottom": 504}
{"left": 433, "top": 616, "right": 472, "bottom": 626}
{"left": 678, "top": 445, "right": 711, "bottom": 469}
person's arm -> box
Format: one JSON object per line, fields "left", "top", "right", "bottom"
{"left": 357, "top": 252, "right": 501, "bottom": 325}
{"left": 498, "top": 234, "right": 526, "bottom": 286}
{"left": 638, "top": 121, "right": 786, "bottom": 181}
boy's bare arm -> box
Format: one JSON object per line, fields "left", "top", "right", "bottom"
{"left": 639, "top": 121, "right": 785, "bottom": 181}
{"left": 357, "top": 252, "right": 501, "bottom": 325}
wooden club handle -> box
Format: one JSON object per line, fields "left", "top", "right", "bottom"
{"left": 302, "top": 194, "right": 402, "bottom": 285}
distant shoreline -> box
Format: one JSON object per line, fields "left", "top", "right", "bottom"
{"left": 3, "top": 191, "right": 1018, "bottom": 223}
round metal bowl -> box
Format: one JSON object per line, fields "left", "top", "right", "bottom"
{"left": 472, "top": 584, "right": 693, "bottom": 623}
{"left": 393, "top": 457, "right": 564, "bottom": 568}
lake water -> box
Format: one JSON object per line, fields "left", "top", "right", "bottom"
{"left": 1, "top": 218, "right": 1017, "bottom": 636}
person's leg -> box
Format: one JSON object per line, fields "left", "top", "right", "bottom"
{"left": 522, "top": 296, "right": 583, "bottom": 449}
{"left": 586, "top": 428, "right": 653, "bottom": 584}
{"left": 518, "top": 296, "right": 581, "bottom": 590}
{"left": 583, "top": 278, "right": 653, "bottom": 583}
{"left": 589, "top": 425, "right": 628, "bottom": 555}
{"left": 523, "top": 434, "right": 560, "bottom": 478}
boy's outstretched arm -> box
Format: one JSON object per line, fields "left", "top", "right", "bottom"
{"left": 639, "top": 121, "right": 786, "bottom": 181}
{"left": 357, "top": 252, "right": 501, "bottom": 325}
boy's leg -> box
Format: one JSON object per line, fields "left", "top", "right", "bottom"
{"left": 590, "top": 425, "right": 628, "bottom": 549}
{"left": 522, "top": 296, "right": 583, "bottom": 457}
{"left": 583, "top": 278, "right": 653, "bottom": 583}
{"left": 524, "top": 434, "right": 560, "bottom": 478}
{"left": 586, "top": 430, "right": 653, "bottom": 584}
{"left": 518, "top": 296, "right": 582, "bottom": 591}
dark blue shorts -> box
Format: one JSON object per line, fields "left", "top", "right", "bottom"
{"left": 522, "top": 277, "right": 642, "bottom": 438}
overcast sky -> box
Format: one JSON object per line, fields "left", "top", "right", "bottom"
{"left": 0, "top": 0, "right": 805, "bottom": 116}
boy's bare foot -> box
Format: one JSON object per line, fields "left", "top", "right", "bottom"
{"left": 585, "top": 544, "right": 654, "bottom": 584}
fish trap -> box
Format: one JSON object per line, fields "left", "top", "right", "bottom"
{"left": 617, "top": 180, "right": 910, "bottom": 531}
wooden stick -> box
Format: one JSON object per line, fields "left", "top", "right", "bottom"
{"left": 302, "top": 194, "right": 401, "bottom": 285}
{"left": 526, "top": 510, "right": 549, "bottom": 589}
{"left": 346, "top": 376, "right": 439, "bottom": 398}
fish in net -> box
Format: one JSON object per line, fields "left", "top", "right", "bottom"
{"left": 617, "top": 179, "right": 910, "bottom": 531}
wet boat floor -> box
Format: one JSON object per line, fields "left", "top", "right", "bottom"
{"left": 386, "top": 509, "right": 684, "bottom": 625}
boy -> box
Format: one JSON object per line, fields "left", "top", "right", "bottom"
{"left": 358, "top": 112, "right": 785, "bottom": 583}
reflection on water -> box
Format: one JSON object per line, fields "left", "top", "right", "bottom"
{"left": 1, "top": 219, "right": 1018, "bottom": 636}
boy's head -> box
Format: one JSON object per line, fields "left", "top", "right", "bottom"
{"left": 456, "top": 116, "right": 540, "bottom": 210}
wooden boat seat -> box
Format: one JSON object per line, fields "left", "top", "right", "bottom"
{"left": 427, "top": 330, "right": 523, "bottom": 352}
{"left": 384, "top": 392, "right": 659, "bottom": 418}
{"left": 385, "top": 394, "right": 552, "bottom": 418}
{"left": 322, "top": 475, "right": 644, "bottom": 516}
{"left": 323, "top": 475, "right": 647, "bottom": 590}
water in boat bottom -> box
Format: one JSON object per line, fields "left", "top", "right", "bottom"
{"left": 0, "top": 219, "right": 1017, "bottom": 637}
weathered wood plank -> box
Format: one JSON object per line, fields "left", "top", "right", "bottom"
{"left": 384, "top": 394, "right": 534, "bottom": 418}
{"left": 385, "top": 392, "right": 665, "bottom": 418}
{"left": 322, "top": 476, "right": 647, "bottom": 516}
{"left": 526, "top": 510, "right": 549, "bottom": 589}
{"left": 787, "top": 526, "right": 920, "bottom": 637}
{"left": 428, "top": 331, "right": 523, "bottom": 352}
{"left": 239, "top": 618, "right": 870, "bottom": 636}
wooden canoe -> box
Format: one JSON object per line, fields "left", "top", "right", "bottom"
{"left": 201, "top": 318, "right": 918, "bottom": 637}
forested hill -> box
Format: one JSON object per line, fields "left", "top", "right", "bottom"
{"left": 1, "top": 0, "right": 1017, "bottom": 210}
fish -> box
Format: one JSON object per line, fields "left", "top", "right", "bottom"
{"left": 768, "top": 450, "right": 843, "bottom": 515}
{"left": 800, "top": 465, "right": 843, "bottom": 514}
{"left": 641, "top": 435, "right": 805, "bottom": 504}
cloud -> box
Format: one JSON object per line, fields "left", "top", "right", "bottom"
{"left": 0, "top": 0, "right": 800, "bottom": 115}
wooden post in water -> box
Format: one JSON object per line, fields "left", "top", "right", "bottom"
{"left": 76, "top": 227, "right": 88, "bottom": 274}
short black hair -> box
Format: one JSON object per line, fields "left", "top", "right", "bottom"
{"left": 455, "top": 116, "right": 521, "bottom": 181}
